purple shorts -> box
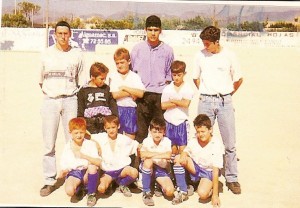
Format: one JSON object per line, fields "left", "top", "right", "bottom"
{"left": 104, "top": 167, "right": 129, "bottom": 185}
{"left": 139, "top": 162, "right": 170, "bottom": 179}
{"left": 165, "top": 120, "right": 188, "bottom": 146}
{"left": 66, "top": 169, "right": 87, "bottom": 182}
{"left": 104, "top": 168, "right": 125, "bottom": 180}
{"left": 190, "top": 160, "right": 214, "bottom": 181}
{"left": 118, "top": 106, "right": 137, "bottom": 134}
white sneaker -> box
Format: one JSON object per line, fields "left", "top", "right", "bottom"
{"left": 134, "top": 172, "right": 143, "bottom": 190}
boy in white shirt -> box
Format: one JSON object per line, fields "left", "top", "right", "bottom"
{"left": 60, "top": 117, "right": 101, "bottom": 207}
{"left": 110, "top": 47, "right": 145, "bottom": 140}
{"left": 161, "top": 60, "right": 195, "bottom": 158}
{"left": 91, "top": 115, "right": 139, "bottom": 200}
{"left": 139, "top": 118, "right": 175, "bottom": 206}
{"left": 161, "top": 60, "right": 195, "bottom": 196}
{"left": 172, "top": 114, "right": 224, "bottom": 207}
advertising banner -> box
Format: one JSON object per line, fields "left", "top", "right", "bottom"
{"left": 48, "top": 29, "right": 118, "bottom": 51}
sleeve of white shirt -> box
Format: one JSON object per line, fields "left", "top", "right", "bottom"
{"left": 133, "top": 72, "right": 146, "bottom": 91}
{"left": 161, "top": 85, "right": 169, "bottom": 103}
{"left": 183, "top": 139, "right": 193, "bottom": 155}
{"left": 182, "top": 83, "right": 195, "bottom": 100}
{"left": 60, "top": 142, "right": 74, "bottom": 171}
{"left": 109, "top": 71, "right": 119, "bottom": 92}
{"left": 130, "top": 140, "right": 140, "bottom": 155}
{"left": 82, "top": 140, "right": 101, "bottom": 158}
{"left": 228, "top": 50, "right": 243, "bottom": 82}
{"left": 77, "top": 51, "right": 87, "bottom": 87}
{"left": 140, "top": 137, "right": 150, "bottom": 152}
{"left": 212, "top": 138, "right": 225, "bottom": 169}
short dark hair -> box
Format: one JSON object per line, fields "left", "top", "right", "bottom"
{"left": 171, "top": 60, "right": 186, "bottom": 74}
{"left": 200, "top": 26, "right": 220, "bottom": 42}
{"left": 193, "top": 114, "right": 212, "bottom": 129}
{"left": 103, "top": 115, "right": 120, "bottom": 127}
{"left": 145, "top": 15, "right": 161, "bottom": 28}
{"left": 149, "top": 117, "right": 166, "bottom": 131}
{"left": 90, "top": 62, "right": 109, "bottom": 78}
{"left": 55, "top": 20, "right": 71, "bottom": 32}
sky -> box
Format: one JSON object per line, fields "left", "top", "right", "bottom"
{"left": 2, "top": 1, "right": 300, "bottom": 23}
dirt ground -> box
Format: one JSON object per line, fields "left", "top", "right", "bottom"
{"left": 0, "top": 45, "right": 300, "bottom": 207}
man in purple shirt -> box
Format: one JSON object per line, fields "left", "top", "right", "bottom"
{"left": 130, "top": 15, "right": 174, "bottom": 144}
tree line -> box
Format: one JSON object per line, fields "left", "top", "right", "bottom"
{"left": 1, "top": 1, "right": 298, "bottom": 32}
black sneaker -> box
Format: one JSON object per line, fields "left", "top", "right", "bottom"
{"left": 142, "top": 192, "right": 155, "bottom": 206}
{"left": 226, "top": 181, "right": 241, "bottom": 194}
{"left": 40, "top": 185, "right": 55, "bottom": 197}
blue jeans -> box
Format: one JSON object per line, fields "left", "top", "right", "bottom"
{"left": 41, "top": 95, "right": 78, "bottom": 185}
{"left": 198, "top": 94, "right": 238, "bottom": 183}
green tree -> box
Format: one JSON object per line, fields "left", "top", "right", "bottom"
{"left": 182, "top": 15, "right": 211, "bottom": 30}
{"left": 54, "top": 17, "right": 85, "bottom": 29}
{"left": 17, "top": 1, "right": 41, "bottom": 22}
{"left": 94, "top": 16, "right": 134, "bottom": 29}
{"left": 269, "top": 21, "right": 297, "bottom": 32}
{"left": 162, "top": 17, "right": 182, "bottom": 30}
{"left": 227, "top": 21, "right": 266, "bottom": 31}
{"left": 227, "top": 23, "right": 239, "bottom": 31}
{"left": 86, "top": 16, "right": 104, "bottom": 29}
{"left": 1, "top": 13, "right": 28, "bottom": 27}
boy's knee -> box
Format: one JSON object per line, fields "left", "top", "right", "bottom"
{"left": 97, "top": 184, "right": 106, "bottom": 194}
{"left": 65, "top": 186, "right": 75, "bottom": 197}
{"left": 197, "top": 189, "right": 211, "bottom": 200}
{"left": 143, "top": 159, "right": 153, "bottom": 169}
{"left": 164, "top": 186, "right": 175, "bottom": 197}
{"left": 87, "top": 165, "right": 98, "bottom": 174}
{"left": 131, "top": 168, "right": 139, "bottom": 178}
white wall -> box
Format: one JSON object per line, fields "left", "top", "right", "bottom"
{"left": 0, "top": 28, "right": 299, "bottom": 52}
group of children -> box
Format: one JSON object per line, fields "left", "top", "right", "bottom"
{"left": 59, "top": 47, "right": 225, "bottom": 207}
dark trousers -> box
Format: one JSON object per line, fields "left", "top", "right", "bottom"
{"left": 86, "top": 117, "right": 104, "bottom": 134}
{"left": 135, "top": 92, "right": 164, "bottom": 143}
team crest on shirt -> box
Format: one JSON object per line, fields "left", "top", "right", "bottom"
{"left": 87, "top": 93, "right": 94, "bottom": 102}
{"left": 95, "top": 92, "right": 105, "bottom": 101}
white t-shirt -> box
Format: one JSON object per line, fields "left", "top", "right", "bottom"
{"left": 161, "top": 81, "right": 195, "bottom": 125}
{"left": 92, "top": 133, "right": 139, "bottom": 171}
{"left": 184, "top": 136, "right": 225, "bottom": 171}
{"left": 140, "top": 136, "right": 172, "bottom": 168}
{"left": 60, "top": 139, "right": 100, "bottom": 171}
{"left": 110, "top": 70, "right": 145, "bottom": 107}
{"left": 192, "top": 47, "right": 242, "bottom": 95}
{"left": 39, "top": 45, "right": 84, "bottom": 98}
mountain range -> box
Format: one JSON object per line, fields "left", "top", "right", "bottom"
{"left": 2, "top": 0, "right": 300, "bottom": 24}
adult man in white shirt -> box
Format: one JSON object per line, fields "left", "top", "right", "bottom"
{"left": 192, "top": 26, "right": 243, "bottom": 195}
{"left": 39, "top": 20, "right": 84, "bottom": 197}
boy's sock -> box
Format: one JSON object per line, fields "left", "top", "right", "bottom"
{"left": 87, "top": 172, "right": 99, "bottom": 194}
{"left": 118, "top": 175, "right": 135, "bottom": 186}
{"left": 141, "top": 166, "right": 152, "bottom": 193}
{"left": 171, "top": 154, "right": 176, "bottom": 163}
{"left": 173, "top": 165, "right": 188, "bottom": 192}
